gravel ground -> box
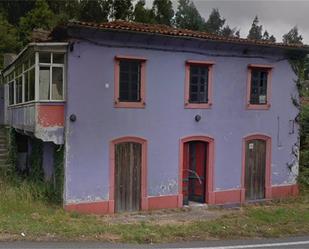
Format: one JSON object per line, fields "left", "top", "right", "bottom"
{"left": 97, "top": 203, "right": 239, "bottom": 225}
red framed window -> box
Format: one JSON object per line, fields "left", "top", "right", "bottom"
{"left": 114, "top": 56, "right": 146, "bottom": 108}
{"left": 185, "top": 60, "right": 215, "bottom": 109}
{"left": 247, "top": 64, "right": 273, "bottom": 110}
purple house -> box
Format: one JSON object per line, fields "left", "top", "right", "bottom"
{"left": 1, "top": 21, "right": 308, "bottom": 214}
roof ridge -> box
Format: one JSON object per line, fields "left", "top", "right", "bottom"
{"left": 63, "top": 20, "right": 309, "bottom": 50}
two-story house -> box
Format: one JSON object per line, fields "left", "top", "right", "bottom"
{"left": 1, "top": 21, "right": 308, "bottom": 214}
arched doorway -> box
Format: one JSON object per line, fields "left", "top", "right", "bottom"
{"left": 179, "top": 136, "right": 215, "bottom": 205}
{"left": 242, "top": 134, "right": 271, "bottom": 201}
{"left": 109, "top": 137, "right": 147, "bottom": 213}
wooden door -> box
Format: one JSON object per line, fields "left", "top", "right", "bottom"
{"left": 245, "top": 139, "right": 266, "bottom": 200}
{"left": 115, "top": 142, "right": 141, "bottom": 212}
{"left": 183, "top": 141, "right": 207, "bottom": 205}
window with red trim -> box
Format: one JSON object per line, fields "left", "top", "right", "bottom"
{"left": 114, "top": 56, "right": 146, "bottom": 108}
{"left": 185, "top": 60, "right": 214, "bottom": 109}
{"left": 250, "top": 69, "right": 268, "bottom": 105}
{"left": 119, "top": 60, "right": 141, "bottom": 102}
{"left": 247, "top": 64, "right": 272, "bottom": 110}
{"left": 189, "top": 65, "right": 209, "bottom": 104}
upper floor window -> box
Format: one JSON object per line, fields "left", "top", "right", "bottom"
{"left": 6, "top": 51, "right": 65, "bottom": 106}
{"left": 114, "top": 56, "right": 146, "bottom": 108}
{"left": 247, "top": 64, "right": 273, "bottom": 110}
{"left": 7, "top": 72, "right": 15, "bottom": 105}
{"left": 185, "top": 60, "right": 214, "bottom": 109}
{"left": 24, "top": 55, "right": 35, "bottom": 102}
{"left": 39, "top": 52, "right": 65, "bottom": 101}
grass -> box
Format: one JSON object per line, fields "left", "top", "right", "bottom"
{"left": 1, "top": 173, "right": 309, "bottom": 243}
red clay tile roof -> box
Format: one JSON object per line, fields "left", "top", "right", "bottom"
{"left": 62, "top": 20, "right": 309, "bottom": 51}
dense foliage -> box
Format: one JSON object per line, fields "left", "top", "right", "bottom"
{"left": 0, "top": 0, "right": 299, "bottom": 69}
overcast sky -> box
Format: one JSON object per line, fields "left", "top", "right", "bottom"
{"left": 144, "top": 0, "right": 309, "bottom": 44}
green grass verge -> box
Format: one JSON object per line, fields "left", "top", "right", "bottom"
{"left": 1, "top": 174, "right": 309, "bottom": 243}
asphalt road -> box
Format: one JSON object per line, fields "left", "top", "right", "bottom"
{"left": 1, "top": 236, "right": 309, "bottom": 249}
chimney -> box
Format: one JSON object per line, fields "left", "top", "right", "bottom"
{"left": 3, "top": 53, "right": 17, "bottom": 68}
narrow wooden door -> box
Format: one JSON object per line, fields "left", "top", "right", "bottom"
{"left": 245, "top": 139, "right": 266, "bottom": 200}
{"left": 183, "top": 141, "right": 207, "bottom": 205}
{"left": 115, "top": 142, "right": 141, "bottom": 212}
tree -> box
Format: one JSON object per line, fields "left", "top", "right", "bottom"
{"left": 247, "top": 15, "right": 276, "bottom": 42}
{"left": 262, "top": 30, "right": 276, "bottom": 42}
{"left": 133, "top": 0, "right": 155, "bottom": 23}
{"left": 110, "top": 0, "right": 133, "bottom": 21}
{"left": 0, "top": 1, "right": 35, "bottom": 25}
{"left": 79, "top": 0, "right": 110, "bottom": 23}
{"left": 283, "top": 26, "right": 303, "bottom": 44}
{"left": 175, "top": 0, "right": 205, "bottom": 31}
{"left": 19, "top": 0, "right": 55, "bottom": 45}
{"left": 221, "top": 25, "right": 240, "bottom": 38}
{"left": 152, "top": 0, "right": 174, "bottom": 26}
{"left": 47, "top": 0, "right": 80, "bottom": 22}
{"left": 0, "top": 13, "right": 20, "bottom": 69}
{"left": 247, "top": 16, "right": 262, "bottom": 40}
{"left": 204, "top": 8, "right": 225, "bottom": 35}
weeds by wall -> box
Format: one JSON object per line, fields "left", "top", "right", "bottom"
{"left": 289, "top": 54, "right": 309, "bottom": 189}
{"left": 3, "top": 128, "right": 64, "bottom": 204}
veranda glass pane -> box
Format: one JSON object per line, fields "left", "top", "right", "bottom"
{"left": 9, "top": 82, "right": 14, "bottom": 105}
{"left": 53, "top": 53, "right": 65, "bottom": 64}
{"left": 24, "top": 71, "right": 29, "bottom": 102}
{"left": 52, "top": 67, "right": 63, "bottom": 100}
{"left": 29, "top": 68, "right": 35, "bottom": 101}
{"left": 39, "top": 52, "right": 51, "bottom": 64}
{"left": 39, "top": 67, "right": 50, "bottom": 100}
{"left": 16, "top": 77, "right": 22, "bottom": 103}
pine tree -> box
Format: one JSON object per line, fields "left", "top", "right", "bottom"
{"left": 152, "top": 0, "right": 174, "bottom": 26}
{"left": 262, "top": 30, "right": 276, "bottom": 42}
{"left": 221, "top": 25, "right": 239, "bottom": 38}
{"left": 110, "top": 0, "right": 133, "bottom": 21}
{"left": 0, "top": 13, "right": 20, "bottom": 69}
{"left": 204, "top": 8, "right": 225, "bottom": 35}
{"left": 247, "top": 15, "right": 276, "bottom": 42}
{"left": 79, "top": 0, "right": 110, "bottom": 23}
{"left": 47, "top": 0, "right": 80, "bottom": 22}
{"left": 133, "top": 0, "right": 155, "bottom": 23}
{"left": 175, "top": 0, "right": 205, "bottom": 31}
{"left": 283, "top": 26, "right": 303, "bottom": 44}
{"left": 0, "top": 0, "right": 36, "bottom": 25}
{"left": 247, "top": 16, "right": 262, "bottom": 40}
{"left": 19, "top": 0, "right": 55, "bottom": 45}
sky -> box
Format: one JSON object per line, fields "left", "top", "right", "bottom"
{"left": 144, "top": 0, "right": 309, "bottom": 44}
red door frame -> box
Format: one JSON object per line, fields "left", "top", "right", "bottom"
{"left": 179, "top": 135, "right": 215, "bottom": 206}
{"left": 241, "top": 134, "right": 272, "bottom": 202}
{"left": 109, "top": 136, "right": 148, "bottom": 213}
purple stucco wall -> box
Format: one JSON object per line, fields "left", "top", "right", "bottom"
{"left": 64, "top": 32, "right": 299, "bottom": 204}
